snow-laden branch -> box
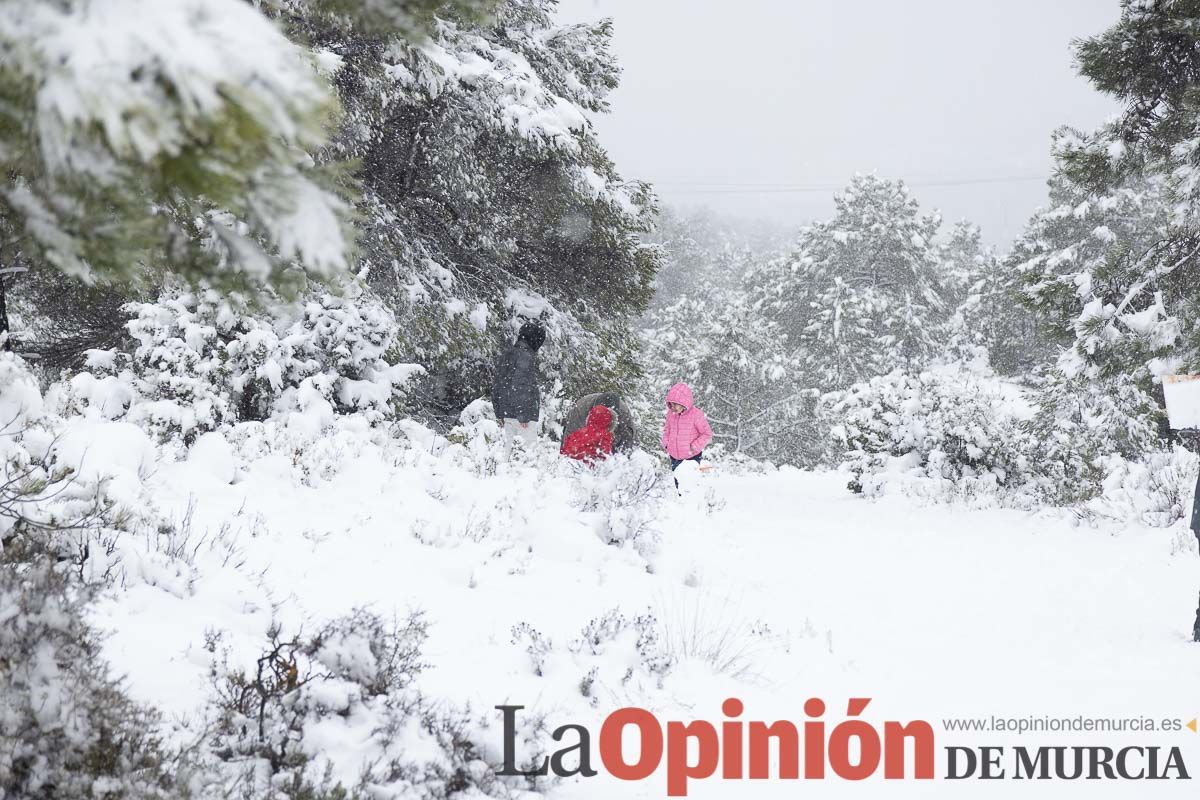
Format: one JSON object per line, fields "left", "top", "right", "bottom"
{"left": 1113, "top": 239, "right": 1200, "bottom": 319}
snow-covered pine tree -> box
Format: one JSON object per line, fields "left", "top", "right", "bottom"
{"left": 1010, "top": 0, "right": 1200, "bottom": 504}
{"left": 750, "top": 174, "right": 949, "bottom": 391}
{"left": 270, "top": 0, "right": 498, "bottom": 41}
{"left": 1052, "top": 0, "right": 1200, "bottom": 378}
{"left": 1014, "top": 154, "right": 1181, "bottom": 390}
{"left": 296, "top": 0, "right": 660, "bottom": 419}
{"left": 0, "top": 0, "right": 355, "bottom": 291}
{"left": 940, "top": 220, "right": 1046, "bottom": 375}
{"left": 6, "top": 0, "right": 656, "bottom": 431}
{"left": 639, "top": 286, "right": 814, "bottom": 464}
{"left": 1011, "top": 165, "right": 1175, "bottom": 503}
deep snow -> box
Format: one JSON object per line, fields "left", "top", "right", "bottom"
{"left": 87, "top": 429, "right": 1200, "bottom": 798}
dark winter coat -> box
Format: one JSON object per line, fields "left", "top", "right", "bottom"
{"left": 1184, "top": 466, "right": 1200, "bottom": 642}
{"left": 560, "top": 405, "right": 615, "bottom": 464}
{"left": 562, "top": 392, "right": 638, "bottom": 452}
{"left": 492, "top": 338, "right": 541, "bottom": 423}
{"left": 1192, "top": 470, "right": 1200, "bottom": 537}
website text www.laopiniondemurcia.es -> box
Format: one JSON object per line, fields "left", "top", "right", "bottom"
{"left": 495, "top": 698, "right": 1194, "bottom": 796}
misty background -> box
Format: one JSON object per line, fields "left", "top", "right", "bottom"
{"left": 558, "top": 0, "right": 1120, "bottom": 246}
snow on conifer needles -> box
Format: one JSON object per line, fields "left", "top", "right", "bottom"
{"left": 0, "top": 0, "right": 349, "bottom": 286}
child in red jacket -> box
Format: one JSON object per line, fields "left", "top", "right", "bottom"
{"left": 560, "top": 405, "right": 615, "bottom": 465}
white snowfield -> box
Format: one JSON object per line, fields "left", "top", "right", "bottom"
{"left": 88, "top": 427, "right": 1200, "bottom": 799}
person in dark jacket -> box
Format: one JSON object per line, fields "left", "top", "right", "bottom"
{"left": 492, "top": 320, "right": 545, "bottom": 453}
{"left": 1193, "top": 471, "right": 1200, "bottom": 642}
{"left": 561, "top": 392, "right": 638, "bottom": 453}
{"left": 1192, "top": 471, "right": 1200, "bottom": 540}
{"left": 560, "top": 405, "right": 615, "bottom": 465}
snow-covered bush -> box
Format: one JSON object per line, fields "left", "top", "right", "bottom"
{"left": 1, "top": 354, "right": 55, "bottom": 560}
{"left": 512, "top": 608, "right": 674, "bottom": 706}
{"left": 832, "top": 369, "right": 1034, "bottom": 502}
{"left": 1, "top": 354, "right": 135, "bottom": 576}
{"left": 0, "top": 559, "right": 186, "bottom": 798}
{"left": 446, "top": 399, "right": 504, "bottom": 475}
{"left": 700, "top": 445, "right": 776, "bottom": 475}
{"left": 1083, "top": 447, "right": 1199, "bottom": 529}
{"left": 52, "top": 286, "right": 422, "bottom": 444}
{"left": 208, "top": 610, "right": 517, "bottom": 799}
{"left": 571, "top": 608, "right": 674, "bottom": 697}
{"left": 567, "top": 451, "right": 666, "bottom": 559}
{"left": 225, "top": 416, "right": 395, "bottom": 489}
{"left": 1022, "top": 370, "right": 1165, "bottom": 506}
{"left": 830, "top": 364, "right": 1200, "bottom": 524}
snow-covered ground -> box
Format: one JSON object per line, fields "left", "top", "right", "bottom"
{"left": 84, "top": 424, "right": 1200, "bottom": 798}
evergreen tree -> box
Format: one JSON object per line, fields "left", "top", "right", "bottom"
{"left": 297, "top": 0, "right": 660, "bottom": 416}
{"left": 273, "top": 0, "right": 497, "bottom": 41}
{"left": 1010, "top": 1, "right": 1200, "bottom": 507}
{"left": 640, "top": 284, "right": 814, "bottom": 464}
{"left": 0, "top": 0, "right": 356, "bottom": 291}
{"left": 1009, "top": 160, "right": 1177, "bottom": 504}
{"left": 638, "top": 210, "right": 805, "bottom": 463}
{"left": 941, "top": 220, "right": 1046, "bottom": 376}
{"left": 5, "top": 0, "right": 656, "bottom": 424}
{"left": 1049, "top": 0, "right": 1200, "bottom": 379}
{"left": 1070, "top": 0, "right": 1200, "bottom": 192}
{"left": 751, "top": 174, "right": 948, "bottom": 391}
{"left": 1014, "top": 152, "right": 1184, "bottom": 388}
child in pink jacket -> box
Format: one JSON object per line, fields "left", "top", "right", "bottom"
{"left": 661, "top": 383, "right": 713, "bottom": 471}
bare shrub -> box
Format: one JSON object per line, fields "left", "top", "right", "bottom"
{"left": 656, "top": 592, "right": 781, "bottom": 682}
{"left": 208, "top": 610, "right": 516, "bottom": 799}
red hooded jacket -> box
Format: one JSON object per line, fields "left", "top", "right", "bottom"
{"left": 560, "top": 405, "right": 615, "bottom": 464}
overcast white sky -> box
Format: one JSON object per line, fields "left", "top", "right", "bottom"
{"left": 556, "top": 0, "right": 1122, "bottom": 246}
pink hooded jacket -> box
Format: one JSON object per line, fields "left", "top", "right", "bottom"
{"left": 661, "top": 383, "right": 713, "bottom": 460}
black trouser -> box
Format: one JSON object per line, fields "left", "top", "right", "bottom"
{"left": 670, "top": 452, "right": 703, "bottom": 489}
{"left": 670, "top": 453, "right": 703, "bottom": 470}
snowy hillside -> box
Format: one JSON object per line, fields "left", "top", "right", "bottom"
{"left": 6, "top": 1, "right": 1200, "bottom": 798}
{"left": 21, "top": 387, "right": 1190, "bottom": 798}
